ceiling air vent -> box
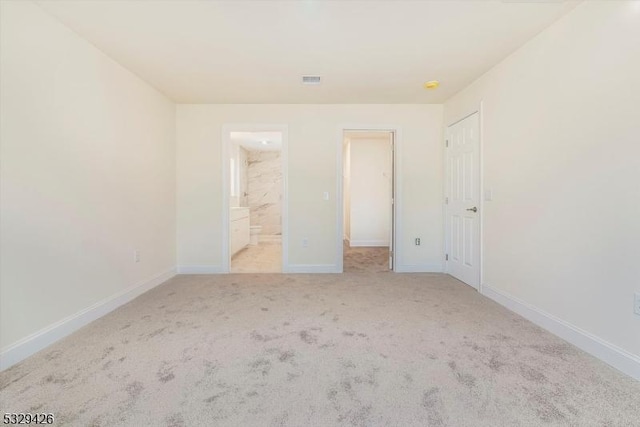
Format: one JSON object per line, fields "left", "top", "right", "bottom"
{"left": 302, "top": 75, "right": 321, "bottom": 85}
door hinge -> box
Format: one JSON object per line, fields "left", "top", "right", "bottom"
{"left": 445, "top": 254, "right": 449, "bottom": 261}
{"left": 445, "top": 197, "right": 449, "bottom": 204}
{"left": 446, "top": 139, "right": 449, "bottom": 148}
{"left": 391, "top": 198, "right": 394, "bottom": 205}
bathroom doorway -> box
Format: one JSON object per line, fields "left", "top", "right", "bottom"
{"left": 222, "top": 126, "right": 287, "bottom": 273}
{"left": 341, "top": 130, "right": 395, "bottom": 273}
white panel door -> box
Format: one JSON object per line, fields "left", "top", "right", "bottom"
{"left": 446, "top": 113, "right": 480, "bottom": 289}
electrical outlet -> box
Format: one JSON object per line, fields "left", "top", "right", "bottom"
{"left": 134, "top": 250, "right": 141, "bottom": 263}
{"left": 415, "top": 238, "right": 421, "bottom": 246}
{"left": 634, "top": 292, "right": 640, "bottom": 316}
{"left": 302, "top": 238, "right": 309, "bottom": 248}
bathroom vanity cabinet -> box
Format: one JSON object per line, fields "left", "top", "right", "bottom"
{"left": 230, "top": 207, "right": 250, "bottom": 257}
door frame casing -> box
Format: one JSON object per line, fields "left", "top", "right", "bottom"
{"left": 337, "top": 125, "right": 400, "bottom": 272}
{"left": 444, "top": 102, "right": 484, "bottom": 292}
{"left": 221, "top": 124, "right": 289, "bottom": 273}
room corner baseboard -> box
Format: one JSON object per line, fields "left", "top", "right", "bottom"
{"left": 394, "top": 264, "right": 443, "bottom": 273}
{"left": 481, "top": 284, "right": 640, "bottom": 381}
{"left": 349, "top": 240, "right": 389, "bottom": 247}
{"left": 0, "top": 268, "right": 176, "bottom": 372}
{"left": 176, "top": 265, "right": 225, "bottom": 274}
{"left": 284, "top": 264, "right": 339, "bottom": 273}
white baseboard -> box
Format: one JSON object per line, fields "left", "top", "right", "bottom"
{"left": 284, "top": 264, "right": 339, "bottom": 274}
{"left": 394, "top": 264, "right": 443, "bottom": 273}
{"left": 350, "top": 240, "right": 389, "bottom": 247}
{"left": 0, "top": 268, "right": 176, "bottom": 372}
{"left": 177, "top": 265, "right": 225, "bottom": 274}
{"left": 481, "top": 284, "right": 640, "bottom": 381}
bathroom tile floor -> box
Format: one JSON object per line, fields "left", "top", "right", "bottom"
{"left": 231, "top": 242, "right": 282, "bottom": 273}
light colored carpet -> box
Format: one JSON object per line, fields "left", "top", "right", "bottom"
{"left": 343, "top": 243, "right": 389, "bottom": 273}
{"left": 1, "top": 273, "right": 639, "bottom": 426}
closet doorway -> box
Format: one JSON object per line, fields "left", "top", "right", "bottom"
{"left": 341, "top": 130, "right": 395, "bottom": 273}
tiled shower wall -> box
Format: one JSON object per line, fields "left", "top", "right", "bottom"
{"left": 239, "top": 146, "right": 248, "bottom": 207}
{"left": 247, "top": 150, "right": 282, "bottom": 236}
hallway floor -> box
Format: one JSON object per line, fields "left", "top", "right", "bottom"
{"left": 231, "top": 242, "right": 282, "bottom": 273}
{"left": 343, "top": 242, "right": 390, "bottom": 273}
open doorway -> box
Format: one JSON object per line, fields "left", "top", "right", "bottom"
{"left": 226, "top": 130, "right": 284, "bottom": 273}
{"left": 342, "top": 130, "right": 394, "bottom": 272}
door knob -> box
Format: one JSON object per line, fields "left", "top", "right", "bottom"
{"left": 466, "top": 207, "right": 478, "bottom": 213}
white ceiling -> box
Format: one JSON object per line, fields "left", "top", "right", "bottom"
{"left": 230, "top": 132, "right": 283, "bottom": 151}
{"left": 36, "top": 0, "right": 580, "bottom": 104}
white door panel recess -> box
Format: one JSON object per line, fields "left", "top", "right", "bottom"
{"left": 446, "top": 112, "right": 480, "bottom": 289}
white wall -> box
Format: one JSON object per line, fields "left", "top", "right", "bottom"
{"left": 0, "top": 1, "right": 176, "bottom": 360}
{"left": 177, "top": 104, "right": 443, "bottom": 272}
{"left": 349, "top": 137, "right": 392, "bottom": 247}
{"left": 444, "top": 1, "right": 640, "bottom": 360}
